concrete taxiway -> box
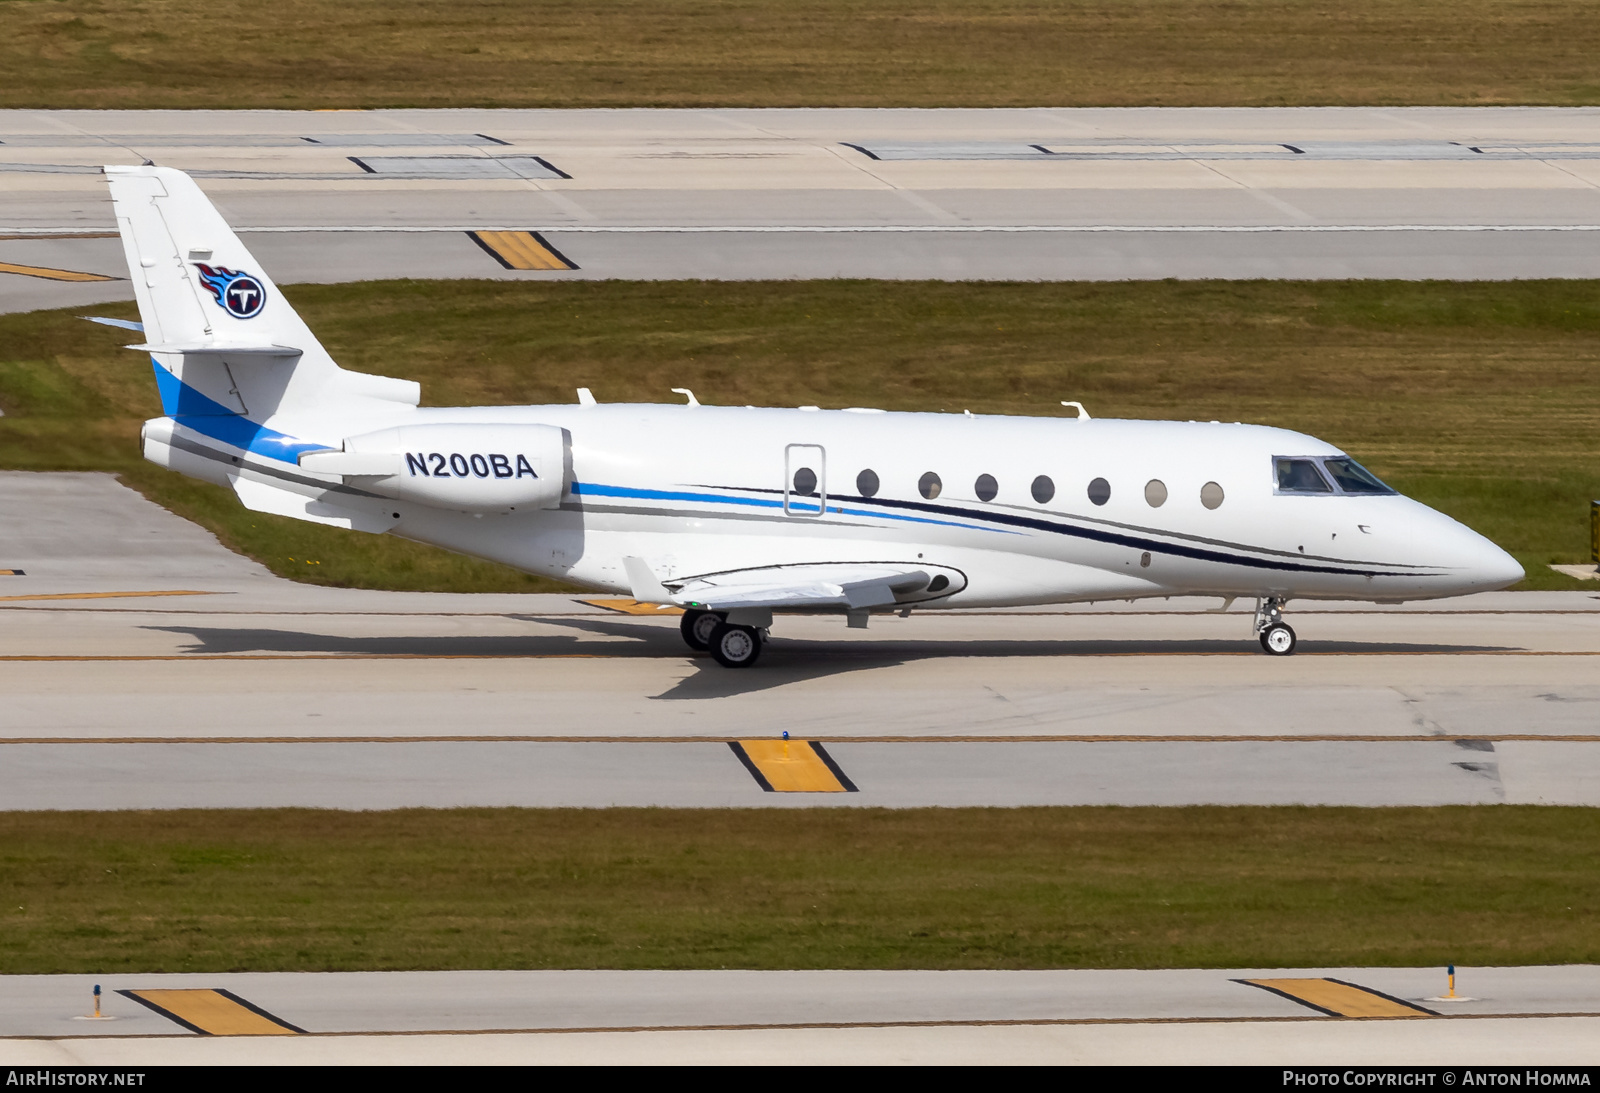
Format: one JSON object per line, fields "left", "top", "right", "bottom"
{"left": 1, "top": 471, "right": 1597, "bottom": 810}
{"left": 3, "top": 107, "right": 1600, "bottom": 313}
{"left": 2, "top": 967, "right": 1598, "bottom": 1064}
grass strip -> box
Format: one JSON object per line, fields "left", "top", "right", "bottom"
{"left": 6, "top": 1, "right": 1600, "bottom": 109}
{"left": 2, "top": 278, "right": 1596, "bottom": 592}
{"left": 3, "top": 806, "right": 1598, "bottom": 973}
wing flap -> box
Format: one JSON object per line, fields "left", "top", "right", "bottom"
{"left": 661, "top": 563, "right": 953, "bottom": 611}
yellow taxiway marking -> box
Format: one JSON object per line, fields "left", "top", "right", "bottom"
{"left": 582, "top": 598, "right": 685, "bottom": 616}
{"left": 0, "top": 590, "right": 216, "bottom": 602}
{"left": 120, "top": 988, "right": 304, "bottom": 1035}
{"left": 0, "top": 261, "right": 118, "bottom": 282}
{"left": 731, "top": 739, "right": 858, "bottom": 793}
{"left": 468, "top": 230, "right": 577, "bottom": 271}
{"left": 1241, "top": 978, "right": 1436, "bottom": 1018}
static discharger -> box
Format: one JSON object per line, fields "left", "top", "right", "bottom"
{"left": 120, "top": 988, "right": 305, "bottom": 1035}
{"left": 730, "top": 734, "right": 859, "bottom": 793}
{"left": 1240, "top": 977, "right": 1438, "bottom": 1018}
{"left": 468, "top": 230, "right": 578, "bottom": 271}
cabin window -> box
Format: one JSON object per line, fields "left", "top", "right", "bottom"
{"left": 1201, "top": 481, "right": 1225, "bottom": 509}
{"left": 1144, "top": 479, "right": 1168, "bottom": 507}
{"left": 1322, "top": 458, "right": 1395, "bottom": 495}
{"left": 1275, "top": 458, "right": 1333, "bottom": 493}
{"left": 918, "top": 472, "right": 942, "bottom": 500}
{"left": 1087, "top": 477, "right": 1111, "bottom": 506}
{"left": 793, "top": 467, "right": 819, "bottom": 496}
{"left": 1031, "top": 475, "right": 1055, "bottom": 504}
{"left": 856, "top": 469, "right": 879, "bottom": 497}
{"left": 974, "top": 474, "right": 998, "bottom": 502}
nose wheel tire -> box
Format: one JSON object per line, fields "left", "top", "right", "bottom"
{"left": 1259, "top": 622, "right": 1297, "bottom": 656}
{"left": 708, "top": 622, "right": 763, "bottom": 668}
{"left": 681, "top": 608, "right": 725, "bottom": 652}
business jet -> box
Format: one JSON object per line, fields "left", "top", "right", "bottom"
{"left": 96, "top": 165, "right": 1522, "bottom": 667}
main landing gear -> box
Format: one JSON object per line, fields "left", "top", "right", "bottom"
{"left": 681, "top": 608, "right": 765, "bottom": 668}
{"left": 1253, "top": 596, "right": 1297, "bottom": 656}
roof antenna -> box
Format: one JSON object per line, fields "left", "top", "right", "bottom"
{"left": 671, "top": 388, "right": 700, "bottom": 407}
{"left": 142, "top": 159, "right": 155, "bottom": 167}
{"left": 1060, "top": 400, "right": 1090, "bottom": 419}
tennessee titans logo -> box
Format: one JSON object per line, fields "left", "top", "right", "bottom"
{"left": 194, "top": 264, "right": 266, "bottom": 320}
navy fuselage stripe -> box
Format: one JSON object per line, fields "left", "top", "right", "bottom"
{"left": 597, "top": 481, "right": 1436, "bottom": 579}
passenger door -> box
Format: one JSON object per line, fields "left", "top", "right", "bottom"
{"left": 784, "top": 444, "right": 826, "bottom": 517}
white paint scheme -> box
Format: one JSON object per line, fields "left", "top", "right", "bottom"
{"left": 105, "top": 166, "right": 1522, "bottom": 658}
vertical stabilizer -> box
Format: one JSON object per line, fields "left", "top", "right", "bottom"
{"left": 105, "top": 165, "right": 418, "bottom": 422}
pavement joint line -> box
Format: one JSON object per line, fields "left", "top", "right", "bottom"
{"left": 17, "top": 1012, "right": 1600, "bottom": 1040}
{"left": 5, "top": 734, "right": 1599, "bottom": 745}
{"left": 14, "top": 225, "right": 1600, "bottom": 235}
{"left": 0, "top": 651, "right": 1594, "bottom": 662}
{"left": 0, "top": 590, "right": 217, "bottom": 602}
{"left": 0, "top": 606, "right": 1595, "bottom": 618}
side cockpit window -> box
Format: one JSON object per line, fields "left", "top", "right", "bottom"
{"left": 1322, "top": 457, "right": 1396, "bottom": 495}
{"left": 1275, "top": 458, "right": 1333, "bottom": 493}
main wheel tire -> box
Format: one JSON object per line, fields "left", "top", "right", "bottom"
{"left": 1260, "top": 622, "right": 1297, "bottom": 656}
{"left": 708, "top": 622, "right": 763, "bottom": 668}
{"left": 680, "top": 609, "right": 724, "bottom": 652}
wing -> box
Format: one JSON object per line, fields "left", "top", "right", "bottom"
{"left": 624, "top": 558, "right": 960, "bottom": 612}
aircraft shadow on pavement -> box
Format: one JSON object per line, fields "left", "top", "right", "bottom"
{"left": 141, "top": 621, "right": 1516, "bottom": 701}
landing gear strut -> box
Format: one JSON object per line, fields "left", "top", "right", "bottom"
{"left": 1253, "top": 596, "right": 1297, "bottom": 656}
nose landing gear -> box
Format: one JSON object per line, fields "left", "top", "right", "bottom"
{"left": 1254, "top": 597, "right": 1297, "bottom": 656}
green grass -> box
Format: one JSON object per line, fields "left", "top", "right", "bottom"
{"left": 5, "top": 1, "right": 1600, "bottom": 109}
{"left": 3, "top": 806, "right": 1598, "bottom": 972}
{"left": 1, "top": 278, "right": 1596, "bottom": 591}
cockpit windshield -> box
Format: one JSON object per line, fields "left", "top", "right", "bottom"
{"left": 1321, "top": 457, "right": 1396, "bottom": 495}
{"left": 1275, "top": 456, "right": 1397, "bottom": 496}
{"left": 1275, "top": 458, "right": 1332, "bottom": 493}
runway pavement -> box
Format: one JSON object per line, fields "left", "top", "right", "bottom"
{"left": 3, "top": 107, "right": 1599, "bottom": 311}
{"left": 2, "top": 966, "right": 1598, "bottom": 1064}
{"left": 2, "top": 472, "right": 1597, "bottom": 809}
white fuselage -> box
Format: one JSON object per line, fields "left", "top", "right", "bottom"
{"left": 178, "top": 401, "right": 1519, "bottom": 610}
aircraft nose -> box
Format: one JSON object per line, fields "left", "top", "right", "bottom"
{"left": 1472, "top": 539, "right": 1525, "bottom": 591}
{"left": 1404, "top": 500, "right": 1523, "bottom": 594}
{"left": 1443, "top": 521, "right": 1524, "bottom": 592}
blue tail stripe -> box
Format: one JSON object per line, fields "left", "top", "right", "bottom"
{"left": 153, "top": 360, "right": 325, "bottom": 464}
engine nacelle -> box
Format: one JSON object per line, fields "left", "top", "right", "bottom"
{"left": 300, "top": 423, "right": 568, "bottom": 513}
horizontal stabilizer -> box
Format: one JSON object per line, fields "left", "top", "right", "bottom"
{"left": 83, "top": 316, "right": 144, "bottom": 333}
{"left": 229, "top": 475, "right": 398, "bottom": 534}
{"left": 130, "top": 342, "right": 302, "bottom": 358}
